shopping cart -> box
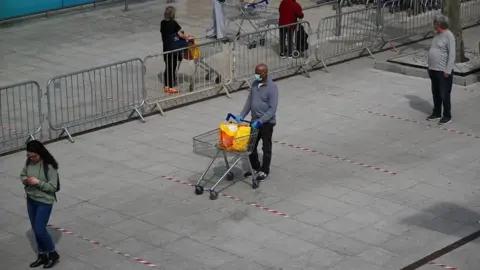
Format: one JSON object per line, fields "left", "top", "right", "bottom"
{"left": 193, "top": 113, "right": 260, "bottom": 200}
{"left": 221, "top": 0, "right": 279, "bottom": 47}
{"left": 183, "top": 38, "right": 223, "bottom": 92}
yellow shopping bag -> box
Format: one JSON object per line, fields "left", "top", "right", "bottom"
{"left": 218, "top": 122, "right": 251, "bottom": 151}
{"left": 232, "top": 125, "right": 251, "bottom": 152}
{"left": 184, "top": 38, "right": 200, "bottom": 60}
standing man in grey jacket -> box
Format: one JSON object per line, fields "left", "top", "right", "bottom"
{"left": 427, "top": 14, "right": 456, "bottom": 125}
{"left": 236, "top": 63, "right": 279, "bottom": 181}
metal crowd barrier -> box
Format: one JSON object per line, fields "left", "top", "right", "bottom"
{"left": 313, "top": 0, "right": 480, "bottom": 70}
{"left": 143, "top": 38, "right": 232, "bottom": 115}
{"left": 46, "top": 58, "right": 146, "bottom": 143}
{"left": 232, "top": 21, "right": 313, "bottom": 89}
{"left": 0, "top": 81, "right": 43, "bottom": 154}
{"left": 378, "top": 0, "right": 480, "bottom": 49}
{"left": 314, "top": 7, "right": 378, "bottom": 71}
{"left": 459, "top": 0, "right": 480, "bottom": 27}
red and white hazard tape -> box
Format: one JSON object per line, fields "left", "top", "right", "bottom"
{"left": 428, "top": 261, "right": 458, "bottom": 270}
{"left": 161, "top": 176, "right": 289, "bottom": 217}
{"left": 220, "top": 193, "right": 289, "bottom": 217}
{"left": 162, "top": 176, "right": 194, "bottom": 187}
{"left": 366, "top": 110, "right": 480, "bottom": 139}
{"left": 273, "top": 140, "right": 397, "bottom": 176}
{"left": 47, "top": 225, "right": 156, "bottom": 268}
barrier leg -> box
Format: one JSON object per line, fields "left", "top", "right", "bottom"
{"left": 222, "top": 84, "right": 232, "bottom": 98}
{"left": 59, "top": 128, "right": 74, "bottom": 143}
{"left": 128, "top": 108, "right": 146, "bottom": 122}
{"left": 154, "top": 103, "right": 165, "bottom": 116}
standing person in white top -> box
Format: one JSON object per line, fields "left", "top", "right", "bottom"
{"left": 427, "top": 14, "right": 456, "bottom": 125}
{"left": 206, "top": 0, "right": 226, "bottom": 39}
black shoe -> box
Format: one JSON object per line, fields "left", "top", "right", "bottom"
{"left": 43, "top": 252, "right": 59, "bottom": 269}
{"left": 426, "top": 114, "right": 441, "bottom": 121}
{"left": 244, "top": 170, "right": 258, "bottom": 178}
{"left": 256, "top": 171, "right": 269, "bottom": 182}
{"left": 30, "top": 254, "right": 47, "bottom": 268}
{"left": 438, "top": 117, "right": 452, "bottom": 125}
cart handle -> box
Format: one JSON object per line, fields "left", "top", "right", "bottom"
{"left": 226, "top": 113, "right": 251, "bottom": 123}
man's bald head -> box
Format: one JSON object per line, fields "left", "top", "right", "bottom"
{"left": 255, "top": 63, "right": 268, "bottom": 82}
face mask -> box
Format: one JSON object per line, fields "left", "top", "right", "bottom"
{"left": 254, "top": 74, "right": 262, "bottom": 81}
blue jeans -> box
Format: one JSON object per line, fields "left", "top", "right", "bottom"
{"left": 27, "top": 197, "right": 55, "bottom": 254}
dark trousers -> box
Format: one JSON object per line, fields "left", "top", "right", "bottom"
{"left": 428, "top": 70, "right": 453, "bottom": 118}
{"left": 163, "top": 53, "right": 182, "bottom": 88}
{"left": 249, "top": 123, "right": 275, "bottom": 174}
{"left": 279, "top": 27, "right": 294, "bottom": 55}
{"left": 27, "top": 197, "right": 55, "bottom": 254}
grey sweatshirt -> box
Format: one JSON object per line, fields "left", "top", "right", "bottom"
{"left": 428, "top": 30, "right": 456, "bottom": 73}
{"left": 240, "top": 78, "right": 278, "bottom": 124}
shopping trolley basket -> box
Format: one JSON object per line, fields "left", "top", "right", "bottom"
{"left": 193, "top": 113, "right": 261, "bottom": 200}
{"left": 184, "top": 38, "right": 223, "bottom": 92}
{"left": 221, "top": 0, "right": 279, "bottom": 37}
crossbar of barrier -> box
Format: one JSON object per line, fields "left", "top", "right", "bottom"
{"left": 143, "top": 37, "right": 232, "bottom": 116}
{"left": 46, "top": 58, "right": 146, "bottom": 143}
{"left": 0, "top": 81, "right": 43, "bottom": 154}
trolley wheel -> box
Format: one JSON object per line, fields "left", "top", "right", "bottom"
{"left": 291, "top": 50, "right": 300, "bottom": 59}
{"left": 227, "top": 172, "right": 234, "bottom": 181}
{"left": 209, "top": 190, "right": 219, "bottom": 200}
{"left": 259, "top": 38, "right": 265, "bottom": 46}
{"left": 252, "top": 180, "right": 260, "bottom": 189}
{"left": 194, "top": 185, "right": 204, "bottom": 195}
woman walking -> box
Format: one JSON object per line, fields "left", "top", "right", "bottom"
{"left": 21, "top": 140, "right": 60, "bottom": 268}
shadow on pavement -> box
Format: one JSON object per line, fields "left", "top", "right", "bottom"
{"left": 26, "top": 228, "right": 63, "bottom": 254}
{"left": 401, "top": 202, "right": 480, "bottom": 235}
{"left": 404, "top": 95, "right": 432, "bottom": 115}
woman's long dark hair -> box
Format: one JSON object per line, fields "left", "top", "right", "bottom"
{"left": 26, "top": 140, "right": 59, "bottom": 170}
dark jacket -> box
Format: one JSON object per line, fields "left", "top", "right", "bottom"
{"left": 279, "top": 0, "right": 304, "bottom": 29}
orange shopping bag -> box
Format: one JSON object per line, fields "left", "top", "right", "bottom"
{"left": 219, "top": 122, "right": 238, "bottom": 149}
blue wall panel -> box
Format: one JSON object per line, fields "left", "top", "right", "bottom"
{"left": 0, "top": 0, "right": 62, "bottom": 20}
{"left": 62, "top": 0, "right": 96, "bottom": 8}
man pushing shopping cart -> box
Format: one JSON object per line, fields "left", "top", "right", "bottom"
{"left": 235, "top": 63, "right": 279, "bottom": 181}
{"left": 192, "top": 63, "right": 278, "bottom": 200}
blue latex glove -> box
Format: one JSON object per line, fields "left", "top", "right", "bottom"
{"left": 251, "top": 120, "right": 262, "bottom": 129}
{"left": 235, "top": 115, "right": 244, "bottom": 123}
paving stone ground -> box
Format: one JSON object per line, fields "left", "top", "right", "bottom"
{"left": 2, "top": 1, "right": 480, "bottom": 270}
{"left": 2, "top": 54, "right": 480, "bottom": 269}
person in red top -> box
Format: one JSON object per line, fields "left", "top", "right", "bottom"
{"left": 278, "top": 0, "right": 304, "bottom": 58}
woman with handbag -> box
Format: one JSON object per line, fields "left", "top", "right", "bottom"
{"left": 21, "top": 140, "right": 60, "bottom": 268}
{"left": 160, "top": 6, "right": 191, "bottom": 94}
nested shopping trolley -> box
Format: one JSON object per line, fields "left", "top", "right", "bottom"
{"left": 193, "top": 113, "right": 260, "bottom": 200}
